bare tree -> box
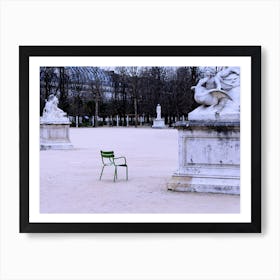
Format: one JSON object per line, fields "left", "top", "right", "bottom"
{"left": 69, "top": 70, "right": 86, "bottom": 118}
{"left": 126, "top": 67, "right": 140, "bottom": 127}
{"left": 58, "top": 67, "right": 70, "bottom": 113}
{"left": 114, "top": 67, "right": 130, "bottom": 125}
{"left": 87, "top": 67, "right": 106, "bottom": 127}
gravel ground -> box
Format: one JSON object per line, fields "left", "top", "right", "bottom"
{"left": 40, "top": 127, "right": 240, "bottom": 213}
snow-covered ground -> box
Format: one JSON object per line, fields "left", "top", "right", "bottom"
{"left": 40, "top": 127, "right": 240, "bottom": 213}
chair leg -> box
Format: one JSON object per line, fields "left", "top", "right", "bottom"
{"left": 99, "top": 166, "right": 105, "bottom": 180}
{"left": 126, "top": 166, "right": 128, "bottom": 180}
{"left": 114, "top": 166, "right": 117, "bottom": 182}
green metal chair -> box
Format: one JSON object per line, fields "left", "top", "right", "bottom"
{"left": 99, "top": 151, "right": 128, "bottom": 182}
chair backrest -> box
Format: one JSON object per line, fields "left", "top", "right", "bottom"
{"left": 100, "top": 151, "right": 114, "bottom": 164}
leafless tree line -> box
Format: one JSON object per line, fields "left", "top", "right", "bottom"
{"left": 40, "top": 66, "right": 200, "bottom": 126}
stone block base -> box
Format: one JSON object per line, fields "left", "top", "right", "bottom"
{"left": 152, "top": 119, "right": 166, "bottom": 128}
{"left": 40, "top": 123, "right": 73, "bottom": 150}
{"left": 171, "top": 120, "right": 240, "bottom": 195}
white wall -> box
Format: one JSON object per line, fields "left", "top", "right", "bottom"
{"left": 0, "top": 0, "right": 279, "bottom": 279}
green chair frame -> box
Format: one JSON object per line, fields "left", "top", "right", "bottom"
{"left": 99, "top": 151, "right": 128, "bottom": 182}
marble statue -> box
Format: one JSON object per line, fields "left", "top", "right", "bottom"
{"left": 169, "top": 66, "right": 241, "bottom": 194}
{"left": 156, "top": 104, "right": 161, "bottom": 120}
{"left": 41, "top": 94, "right": 69, "bottom": 122}
{"left": 188, "top": 67, "right": 240, "bottom": 121}
{"left": 40, "top": 94, "right": 72, "bottom": 150}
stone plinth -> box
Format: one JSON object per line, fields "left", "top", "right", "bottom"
{"left": 168, "top": 121, "right": 240, "bottom": 194}
{"left": 152, "top": 119, "right": 165, "bottom": 128}
{"left": 40, "top": 119, "right": 73, "bottom": 150}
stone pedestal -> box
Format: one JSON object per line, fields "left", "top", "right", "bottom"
{"left": 168, "top": 121, "right": 240, "bottom": 194}
{"left": 40, "top": 120, "right": 73, "bottom": 150}
{"left": 152, "top": 118, "right": 165, "bottom": 128}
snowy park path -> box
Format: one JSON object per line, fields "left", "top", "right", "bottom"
{"left": 40, "top": 127, "right": 240, "bottom": 213}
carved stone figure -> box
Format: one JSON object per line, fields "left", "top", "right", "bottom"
{"left": 199, "top": 68, "right": 218, "bottom": 90}
{"left": 156, "top": 104, "right": 161, "bottom": 120}
{"left": 41, "top": 94, "right": 68, "bottom": 122}
{"left": 188, "top": 67, "right": 240, "bottom": 121}
{"left": 191, "top": 80, "right": 232, "bottom": 115}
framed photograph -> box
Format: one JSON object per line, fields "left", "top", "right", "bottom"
{"left": 20, "top": 46, "right": 261, "bottom": 233}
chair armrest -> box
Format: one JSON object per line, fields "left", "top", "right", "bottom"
{"left": 113, "top": 156, "right": 127, "bottom": 165}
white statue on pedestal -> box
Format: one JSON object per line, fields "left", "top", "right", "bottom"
{"left": 40, "top": 94, "right": 72, "bottom": 150}
{"left": 152, "top": 104, "right": 165, "bottom": 128}
{"left": 189, "top": 67, "right": 240, "bottom": 121}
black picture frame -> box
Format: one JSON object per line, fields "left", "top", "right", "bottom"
{"left": 19, "top": 46, "right": 261, "bottom": 233}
